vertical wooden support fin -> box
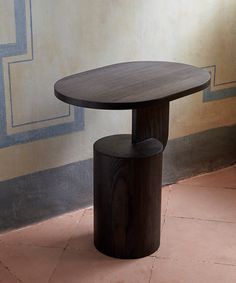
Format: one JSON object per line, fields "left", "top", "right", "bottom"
{"left": 132, "top": 102, "right": 170, "bottom": 148}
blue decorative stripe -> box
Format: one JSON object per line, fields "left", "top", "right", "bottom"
{"left": 0, "top": 0, "right": 28, "bottom": 137}
{"left": 203, "top": 65, "right": 236, "bottom": 102}
{"left": 204, "top": 86, "right": 236, "bottom": 102}
{"left": 0, "top": 108, "right": 84, "bottom": 148}
{"left": 8, "top": 0, "right": 71, "bottom": 128}
{"left": 0, "top": 0, "right": 84, "bottom": 148}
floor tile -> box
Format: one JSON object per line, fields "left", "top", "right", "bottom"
{"left": 180, "top": 165, "right": 236, "bottom": 188}
{"left": 0, "top": 166, "right": 235, "bottom": 282}
{"left": 0, "top": 262, "right": 18, "bottom": 283}
{"left": 50, "top": 248, "right": 154, "bottom": 283}
{"left": 0, "top": 209, "right": 84, "bottom": 248}
{"left": 157, "top": 217, "right": 236, "bottom": 265}
{"left": 68, "top": 207, "right": 165, "bottom": 252}
{"left": 167, "top": 184, "right": 236, "bottom": 222}
{"left": 0, "top": 242, "right": 62, "bottom": 283}
{"left": 150, "top": 258, "right": 236, "bottom": 283}
{"left": 68, "top": 208, "right": 93, "bottom": 251}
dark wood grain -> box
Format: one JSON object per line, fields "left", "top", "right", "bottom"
{"left": 132, "top": 103, "right": 169, "bottom": 147}
{"left": 54, "top": 61, "right": 211, "bottom": 259}
{"left": 54, "top": 61, "right": 210, "bottom": 110}
{"left": 94, "top": 134, "right": 163, "bottom": 259}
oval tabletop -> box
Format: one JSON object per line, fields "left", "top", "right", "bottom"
{"left": 54, "top": 61, "right": 210, "bottom": 110}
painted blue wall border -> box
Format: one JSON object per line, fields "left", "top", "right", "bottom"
{"left": 0, "top": 2, "right": 234, "bottom": 148}
{"left": 0, "top": 0, "right": 84, "bottom": 148}
{"left": 203, "top": 65, "right": 236, "bottom": 102}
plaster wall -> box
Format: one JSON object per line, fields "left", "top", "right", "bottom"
{"left": 0, "top": 0, "right": 235, "bottom": 181}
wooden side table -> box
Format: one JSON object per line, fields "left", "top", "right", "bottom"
{"left": 54, "top": 61, "right": 210, "bottom": 259}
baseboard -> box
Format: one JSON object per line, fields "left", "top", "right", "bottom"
{"left": 163, "top": 124, "right": 236, "bottom": 184}
{"left": 0, "top": 159, "right": 93, "bottom": 232}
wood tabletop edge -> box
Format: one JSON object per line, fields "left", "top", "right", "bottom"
{"left": 54, "top": 61, "right": 211, "bottom": 110}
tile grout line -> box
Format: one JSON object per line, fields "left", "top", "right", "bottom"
{"left": 177, "top": 166, "right": 236, "bottom": 183}
{"left": 214, "top": 262, "right": 236, "bottom": 267}
{"left": 0, "top": 208, "right": 87, "bottom": 238}
{"left": 148, "top": 256, "right": 157, "bottom": 283}
{"left": 176, "top": 183, "right": 236, "bottom": 190}
{"left": 63, "top": 208, "right": 88, "bottom": 252}
{"left": 0, "top": 210, "right": 88, "bottom": 250}
{"left": 0, "top": 258, "right": 24, "bottom": 283}
{"left": 47, "top": 209, "right": 86, "bottom": 283}
{"left": 168, "top": 215, "right": 236, "bottom": 224}
{"left": 162, "top": 187, "right": 172, "bottom": 230}
{"left": 0, "top": 241, "right": 69, "bottom": 250}
{"left": 153, "top": 256, "right": 236, "bottom": 267}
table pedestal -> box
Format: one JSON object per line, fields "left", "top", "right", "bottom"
{"left": 94, "top": 135, "right": 163, "bottom": 259}
{"left": 94, "top": 104, "right": 169, "bottom": 259}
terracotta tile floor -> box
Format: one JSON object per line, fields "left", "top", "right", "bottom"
{"left": 0, "top": 165, "right": 235, "bottom": 283}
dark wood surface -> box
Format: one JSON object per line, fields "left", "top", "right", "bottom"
{"left": 54, "top": 61, "right": 211, "bottom": 259}
{"left": 54, "top": 61, "right": 210, "bottom": 110}
{"left": 94, "top": 134, "right": 163, "bottom": 259}
{"left": 94, "top": 134, "right": 163, "bottom": 158}
{"left": 132, "top": 103, "right": 169, "bottom": 147}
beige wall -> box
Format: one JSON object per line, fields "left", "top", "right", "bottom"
{"left": 0, "top": 0, "right": 235, "bottom": 181}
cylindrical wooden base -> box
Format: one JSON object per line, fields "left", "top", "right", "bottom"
{"left": 94, "top": 134, "right": 163, "bottom": 259}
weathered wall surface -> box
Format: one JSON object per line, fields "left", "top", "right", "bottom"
{"left": 0, "top": 0, "right": 236, "bottom": 180}
{"left": 0, "top": 0, "right": 235, "bottom": 229}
